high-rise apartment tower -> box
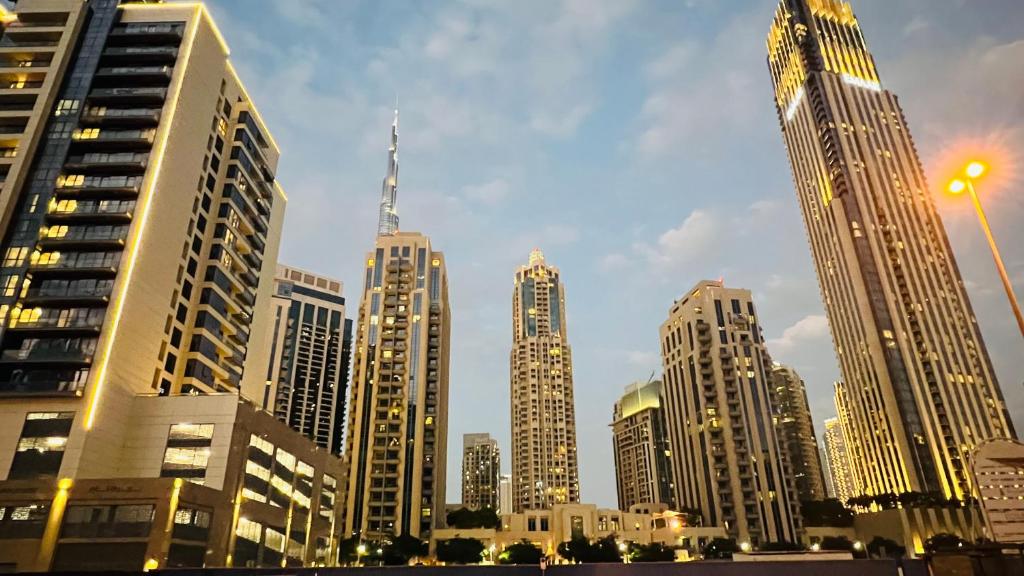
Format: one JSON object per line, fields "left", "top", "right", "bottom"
{"left": 660, "top": 281, "right": 798, "bottom": 546}
{"left": 343, "top": 232, "right": 450, "bottom": 541}
{"left": 823, "top": 416, "right": 855, "bottom": 504}
{"left": 767, "top": 0, "right": 1014, "bottom": 499}
{"left": 611, "top": 379, "right": 675, "bottom": 510}
{"left": 263, "top": 264, "right": 352, "bottom": 454}
{"left": 510, "top": 249, "right": 580, "bottom": 511}
{"left": 461, "top": 433, "right": 500, "bottom": 511}
{"left": 770, "top": 363, "right": 826, "bottom": 502}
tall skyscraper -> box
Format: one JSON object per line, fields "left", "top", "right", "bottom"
{"left": 770, "top": 363, "right": 826, "bottom": 502}
{"left": 611, "top": 379, "right": 675, "bottom": 510}
{"left": 660, "top": 281, "right": 798, "bottom": 546}
{"left": 510, "top": 249, "right": 580, "bottom": 511}
{"left": 0, "top": 2, "right": 345, "bottom": 571}
{"left": 461, "top": 433, "right": 500, "bottom": 511}
{"left": 767, "top": 0, "right": 1015, "bottom": 500}
{"left": 823, "top": 416, "right": 855, "bottom": 505}
{"left": 343, "top": 231, "right": 450, "bottom": 541}
{"left": 263, "top": 264, "right": 352, "bottom": 455}
{"left": 377, "top": 110, "right": 399, "bottom": 236}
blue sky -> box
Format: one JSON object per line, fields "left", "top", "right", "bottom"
{"left": 206, "top": 0, "right": 1024, "bottom": 507}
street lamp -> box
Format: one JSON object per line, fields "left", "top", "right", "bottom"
{"left": 356, "top": 544, "right": 367, "bottom": 567}
{"left": 948, "top": 161, "right": 1024, "bottom": 340}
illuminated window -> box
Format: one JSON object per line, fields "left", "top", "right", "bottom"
{"left": 71, "top": 128, "right": 99, "bottom": 140}
{"left": 54, "top": 99, "right": 79, "bottom": 117}
{"left": 56, "top": 174, "right": 84, "bottom": 188}
{"left": 161, "top": 423, "right": 214, "bottom": 484}
{"left": 9, "top": 412, "right": 75, "bottom": 479}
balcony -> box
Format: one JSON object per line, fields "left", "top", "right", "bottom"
{"left": 72, "top": 129, "right": 155, "bottom": 150}
{"left": 47, "top": 201, "right": 134, "bottom": 224}
{"left": 7, "top": 319, "right": 103, "bottom": 337}
{"left": 94, "top": 65, "right": 173, "bottom": 83}
{"left": 102, "top": 46, "right": 178, "bottom": 63}
{"left": 29, "top": 260, "right": 119, "bottom": 278}
{"left": 0, "top": 347, "right": 93, "bottom": 365}
{"left": 22, "top": 286, "right": 111, "bottom": 306}
{"left": 108, "top": 24, "right": 184, "bottom": 45}
{"left": 65, "top": 152, "right": 148, "bottom": 173}
{"left": 39, "top": 227, "right": 127, "bottom": 250}
{"left": 88, "top": 86, "right": 166, "bottom": 105}
{"left": 81, "top": 106, "right": 160, "bottom": 126}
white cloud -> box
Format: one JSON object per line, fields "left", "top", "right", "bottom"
{"left": 644, "top": 42, "right": 695, "bottom": 81}
{"left": 599, "top": 252, "right": 630, "bottom": 273}
{"left": 634, "top": 209, "right": 717, "bottom": 268}
{"left": 767, "top": 315, "right": 830, "bottom": 354}
{"left": 625, "top": 350, "right": 660, "bottom": 369}
{"left": 462, "top": 178, "right": 510, "bottom": 205}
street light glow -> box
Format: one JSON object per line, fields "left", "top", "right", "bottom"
{"left": 966, "top": 161, "right": 986, "bottom": 179}
{"left": 948, "top": 179, "right": 966, "bottom": 194}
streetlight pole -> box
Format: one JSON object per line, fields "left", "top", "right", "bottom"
{"left": 961, "top": 177, "right": 1024, "bottom": 340}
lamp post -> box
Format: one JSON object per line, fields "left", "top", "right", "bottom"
{"left": 949, "top": 161, "right": 1024, "bottom": 341}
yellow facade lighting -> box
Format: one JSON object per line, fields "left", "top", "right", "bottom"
{"left": 84, "top": 6, "right": 203, "bottom": 429}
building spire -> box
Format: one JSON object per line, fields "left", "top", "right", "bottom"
{"left": 377, "top": 108, "right": 400, "bottom": 236}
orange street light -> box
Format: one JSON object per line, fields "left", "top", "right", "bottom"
{"left": 948, "top": 161, "right": 1024, "bottom": 340}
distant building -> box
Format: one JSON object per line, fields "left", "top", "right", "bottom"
{"left": 823, "top": 416, "right": 855, "bottom": 505}
{"left": 770, "top": 364, "right": 826, "bottom": 502}
{"left": 462, "top": 433, "right": 500, "bottom": 511}
{"left": 971, "top": 438, "right": 1024, "bottom": 543}
{"left": 498, "top": 474, "right": 513, "bottom": 515}
{"left": 660, "top": 281, "right": 798, "bottom": 547}
{"left": 611, "top": 379, "right": 675, "bottom": 510}
{"left": 767, "top": 0, "right": 1015, "bottom": 500}
{"left": 510, "top": 249, "right": 580, "bottom": 511}
{"left": 264, "top": 264, "right": 352, "bottom": 455}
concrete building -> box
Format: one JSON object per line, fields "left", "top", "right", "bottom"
{"left": 0, "top": 394, "right": 344, "bottom": 571}
{"left": 611, "top": 379, "right": 675, "bottom": 510}
{"left": 660, "top": 280, "right": 798, "bottom": 547}
{"left": 823, "top": 416, "right": 855, "bottom": 505}
{"left": 343, "top": 232, "right": 450, "bottom": 541}
{"left": 498, "top": 473, "right": 512, "bottom": 515}
{"left": 770, "top": 364, "right": 826, "bottom": 502}
{"left": 263, "top": 264, "right": 352, "bottom": 455}
{"left": 767, "top": 0, "right": 1015, "bottom": 501}
{"left": 461, "top": 433, "right": 499, "bottom": 511}
{"left": 429, "top": 503, "right": 727, "bottom": 561}
{"left": 970, "top": 438, "right": 1024, "bottom": 544}
{"left": 510, "top": 249, "right": 580, "bottom": 511}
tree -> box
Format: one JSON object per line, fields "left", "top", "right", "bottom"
{"left": 678, "top": 507, "right": 703, "bottom": 527}
{"left": 446, "top": 507, "right": 500, "bottom": 529}
{"left": 867, "top": 536, "right": 905, "bottom": 559}
{"left": 499, "top": 540, "right": 544, "bottom": 565}
{"left": 630, "top": 542, "right": 675, "bottom": 563}
{"left": 337, "top": 536, "right": 361, "bottom": 565}
{"left": 702, "top": 538, "right": 738, "bottom": 560}
{"left": 382, "top": 533, "right": 427, "bottom": 565}
{"left": 760, "top": 541, "right": 805, "bottom": 552}
{"left": 437, "top": 538, "right": 485, "bottom": 565}
{"left": 801, "top": 499, "right": 854, "bottom": 527}
{"left": 588, "top": 535, "right": 622, "bottom": 563}
{"left": 819, "top": 536, "right": 853, "bottom": 551}
{"left": 925, "top": 533, "right": 968, "bottom": 554}
{"left": 557, "top": 538, "right": 591, "bottom": 563}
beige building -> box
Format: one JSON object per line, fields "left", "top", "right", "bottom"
{"left": 263, "top": 264, "right": 352, "bottom": 455}
{"left": 343, "top": 232, "right": 450, "bottom": 541}
{"left": 767, "top": 0, "right": 1015, "bottom": 500}
{"left": 660, "top": 280, "right": 798, "bottom": 547}
{"left": 970, "top": 438, "right": 1024, "bottom": 543}
{"left": 823, "top": 416, "right": 855, "bottom": 504}
{"left": 510, "top": 249, "right": 580, "bottom": 511}
{"left": 430, "top": 503, "right": 726, "bottom": 561}
{"left": 611, "top": 379, "right": 675, "bottom": 510}
{"left": 770, "top": 364, "right": 826, "bottom": 502}
{"left": 461, "top": 433, "right": 500, "bottom": 511}
{"left": 0, "top": 394, "right": 345, "bottom": 571}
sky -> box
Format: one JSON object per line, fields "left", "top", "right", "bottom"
{"left": 205, "top": 0, "right": 1024, "bottom": 508}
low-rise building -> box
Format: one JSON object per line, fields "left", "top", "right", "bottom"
{"left": 0, "top": 394, "right": 345, "bottom": 571}
{"left": 971, "top": 438, "right": 1024, "bottom": 544}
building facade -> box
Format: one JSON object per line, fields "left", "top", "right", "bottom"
{"left": 611, "top": 379, "right": 675, "bottom": 510}
{"left": 461, "top": 433, "right": 500, "bottom": 511}
{"left": 498, "top": 473, "right": 512, "bottom": 515}
{"left": 970, "top": 438, "right": 1024, "bottom": 544}
{"left": 828, "top": 388, "right": 857, "bottom": 504}
{"left": 510, "top": 249, "right": 580, "bottom": 511}
{"left": 770, "top": 363, "right": 826, "bottom": 502}
{"left": 263, "top": 264, "right": 352, "bottom": 455}
{"left": 343, "top": 232, "right": 450, "bottom": 541}
{"left": 0, "top": 395, "right": 344, "bottom": 571}
{"left": 660, "top": 281, "right": 798, "bottom": 547}
{"left": 767, "top": 0, "right": 1015, "bottom": 500}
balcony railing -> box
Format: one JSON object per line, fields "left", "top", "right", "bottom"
{"left": 81, "top": 106, "right": 160, "bottom": 125}
{"left": 102, "top": 46, "right": 178, "bottom": 62}
{"left": 65, "top": 153, "right": 148, "bottom": 172}
{"left": 88, "top": 86, "right": 166, "bottom": 104}
{"left": 0, "top": 347, "right": 93, "bottom": 364}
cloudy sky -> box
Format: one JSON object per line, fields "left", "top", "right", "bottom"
{"left": 206, "top": 0, "right": 1024, "bottom": 507}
